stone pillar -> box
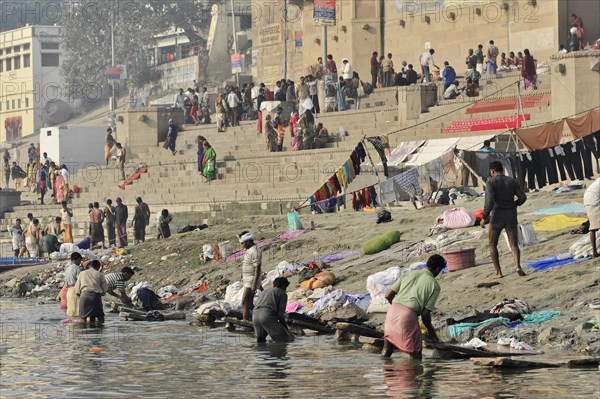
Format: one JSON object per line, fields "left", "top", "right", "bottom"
{"left": 397, "top": 84, "right": 438, "bottom": 123}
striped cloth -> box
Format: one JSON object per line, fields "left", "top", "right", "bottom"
{"left": 105, "top": 272, "right": 125, "bottom": 293}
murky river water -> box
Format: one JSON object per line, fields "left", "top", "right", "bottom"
{"left": 1, "top": 299, "right": 598, "bottom": 398}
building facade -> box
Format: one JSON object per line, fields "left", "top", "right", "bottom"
{"left": 251, "top": 0, "right": 600, "bottom": 85}
{"left": 0, "top": 25, "right": 67, "bottom": 143}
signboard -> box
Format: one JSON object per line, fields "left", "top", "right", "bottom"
{"left": 314, "top": 0, "right": 336, "bottom": 26}
{"left": 107, "top": 65, "right": 127, "bottom": 81}
{"left": 294, "top": 31, "right": 303, "bottom": 49}
{"left": 231, "top": 53, "right": 242, "bottom": 74}
{"left": 258, "top": 23, "right": 283, "bottom": 46}
{"left": 251, "top": 48, "right": 259, "bottom": 66}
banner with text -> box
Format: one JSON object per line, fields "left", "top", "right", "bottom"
{"left": 314, "top": 0, "right": 336, "bottom": 26}
{"left": 231, "top": 53, "right": 242, "bottom": 74}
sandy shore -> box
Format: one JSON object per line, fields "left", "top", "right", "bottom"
{"left": 1, "top": 188, "right": 598, "bottom": 355}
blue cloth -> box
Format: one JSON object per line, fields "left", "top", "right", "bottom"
{"left": 526, "top": 256, "right": 591, "bottom": 271}
{"left": 529, "top": 203, "right": 587, "bottom": 215}
{"left": 448, "top": 311, "right": 563, "bottom": 338}
{"left": 336, "top": 81, "right": 347, "bottom": 111}
{"left": 442, "top": 66, "right": 456, "bottom": 85}
{"left": 76, "top": 237, "right": 91, "bottom": 250}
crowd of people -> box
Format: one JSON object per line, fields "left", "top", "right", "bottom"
{"left": 7, "top": 195, "right": 175, "bottom": 259}
{"left": 3, "top": 146, "right": 72, "bottom": 205}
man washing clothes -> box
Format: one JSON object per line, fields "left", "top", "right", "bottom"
{"left": 481, "top": 161, "right": 527, "bottom": 278}
{"left": 253, "top": 277, "right": 294, "bottom": 343}
{"left": 382, "top": 254, "right": 446, "bottom": 360}
{"left": 239, "top": 231, "right": 262, "bottom": 322}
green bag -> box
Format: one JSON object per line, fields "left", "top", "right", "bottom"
{"left": 361, "top": 230, "right": 401, "bottom": 255}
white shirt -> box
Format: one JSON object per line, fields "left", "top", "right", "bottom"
{"left": 227, "top": 92, "right": 240, "bottom": 108}
{"left": 584, "top": 178, "right": 600, "bottom": 206}
{"left": 251, "top": 86, "right": 260, "bottom": 100}
{"left": 421, "top": 51, "right": 434, "bottom": 67}
{"left": 156, "top": 212, "right": 173, "bottom": 224}
{"left": 174, "top": 93, "right": 187, "bottom": 108}
{"left": 444, "top": 84, "right": 460, "bottom": 98}
{"left": 61, "top": 169, "right": 70, "bottom": 185}
{"left": 242, "top": 245, "right": 262, "bottom": 288}
{"left": 61, "top": 208, "right": 72, "bottom": 224}
{"left": 342, "top": 62, "right": 352, "bottom": 80}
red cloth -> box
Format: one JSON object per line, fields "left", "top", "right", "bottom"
{"left": 328, "top": 177, "right": 338, "bottom": 196}
{"left": 384, "top": 303, "right": 422, "bottom": 355}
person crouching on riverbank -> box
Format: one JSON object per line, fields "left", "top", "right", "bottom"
{"left": 382, "top": 254, "right": 446, "bottom": 360}
{"left": 75, "top": 260, "right": 108, "bottom": 324}
{"left": 253, "top": 277, "right": 294, "bottom": 343}
{"left": 239, "top": 231, "right": 262, "bottom": 322}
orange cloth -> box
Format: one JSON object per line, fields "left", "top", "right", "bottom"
{"left": 566, "top": 109, "right": 600, "bottom": 139}
{"left": 515, "top": 120, "right": 565, "bottom": 151}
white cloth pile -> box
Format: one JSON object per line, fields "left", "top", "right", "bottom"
{"left": 366, "top": 266, "right": 402, "bottom": 306}
{"left": 261, "top": 261, "right": 305, "bottom": 288}
{"left": 497, "top": 337, "right": 533, "bottom": 351}
{"left": 194, "top": 300, "right": 236, "bottom": 316}
{"left": 224, "top": 281, "right": 245, "bottom": 309}
{"left": 306, "top": 289, "right": 349, "bottom": 316}
{"left": 569, "top": 234, "right": 600, "bottom": 259}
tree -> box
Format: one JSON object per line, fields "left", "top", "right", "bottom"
{"left": 0, "top": 0, "right": 66, "bottom": 32}
{"left": 60, "top": 0, "right": 214, "bottom": 103}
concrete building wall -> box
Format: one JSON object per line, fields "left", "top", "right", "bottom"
{"left": 0, "top": 26, "right": 67, "bottom": 143}
{"left": 251, "top": 0, "right": 599, "bottom": 85}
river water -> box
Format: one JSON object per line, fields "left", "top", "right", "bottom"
{"left": 1, "top": 299, "right": 598, "bottom": 399}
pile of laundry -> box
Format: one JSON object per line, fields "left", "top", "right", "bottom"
{"left": 3, "top": 265, "right": 66, "bottom": 297}
{"left": 525, "top": 234, "right": 598, "bottom": 271}
{"left": 285, "top": 287, "right": 371, "bottom": 318}
{"left": 447, "top": 299, "right": 562, "bottom": 339}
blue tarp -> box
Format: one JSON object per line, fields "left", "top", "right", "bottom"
{"left": 529, "top": 204, "right": 586, "bottom": 215}
{"left": 525, "top": 256, "right": 591, "bottom": 271}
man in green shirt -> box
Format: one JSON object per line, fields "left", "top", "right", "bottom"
{"left": 382, "top": 254, "right": 446, "bottom": 359}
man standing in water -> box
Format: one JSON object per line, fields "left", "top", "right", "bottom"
{"left": 239, "top": 231, "right": 261, "bottom": 322}
{"left": 481, "top": 161, "right": 527, "bottom": 278}
{"left": 253, "top": 277, "right": 294, "bottom": 343}
{"left": 382, "top": 254, "right": 446, "bottom": 360}
{"left": 65, "top": 252, "right": 84, "bottom": 320}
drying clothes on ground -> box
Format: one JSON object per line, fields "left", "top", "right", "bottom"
{"left": 367, "top": 137, "right": 389, "bottom": 177}
{"left": 529, "top": 203, "right": 587, "bottom": 215}
{"left": 525, "top": 255, "right": 590, "bottom": 271}
{"left": 490, "top": 299, "right": 532, "bottom": 315}
{"left": 176, "top": 224, "right": 208, "bottom": 234}
{"left": 532, "top": 214, "right": 588, "bottom": 232}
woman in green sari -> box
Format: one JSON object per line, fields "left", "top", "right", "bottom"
{"left": 202, "top": 141, "right": 217, "bottom": 181}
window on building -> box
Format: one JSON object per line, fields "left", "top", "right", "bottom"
{"left": 23, "top": 54, "right": 30, "bottom": 68}
{"left": 41, "top": 42, "right": 60, "bottom": 50}
{"left": 5, "top": 58, "right": 11, "bottom": 71}
{"left": 13, "top": 45, "right": 20, "bottom": 52}
{"left": 12, "top": 99, "right": 15, "bottom": 109}
{"left": 41, "top": 53, "right": 60, "bottom": 67}
{"left": 0, "top": 49, "right": 3, "bottom": 55}
{"left": 25, "top": 97, "right": 29, "bottom": 108}
{"left": 5, "top": 48, "right": 11, "bottom": 54}
{"left": 5, "top": 101, "right": 8, "bottom": 110}
{"left": 13, "top": 56, "right": 20, "bottom": 69}
{"left": 23, "top": 43, "right": 30, "bottom": 51}
{"left": 18, "top": 99, "right": 21, "bottom": 109}
{"left": 0, "top": 59, "right": 3, "bottom": 73}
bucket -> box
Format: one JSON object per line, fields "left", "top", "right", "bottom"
{"left": 443, "top": 248, "right": 476, "bottom": 272}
